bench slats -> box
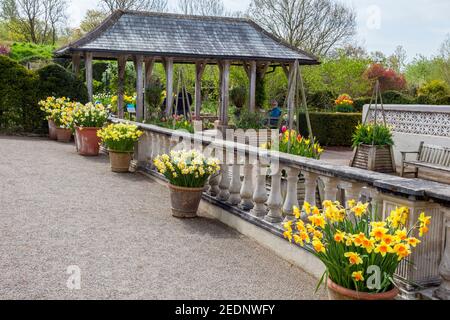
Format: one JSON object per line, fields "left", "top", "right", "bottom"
{"left": 402, "top": 142, "right": 450, "bottom": 177}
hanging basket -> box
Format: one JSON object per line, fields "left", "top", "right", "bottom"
{"left": 350, "top": 144, "right": 396, "bottom": 174}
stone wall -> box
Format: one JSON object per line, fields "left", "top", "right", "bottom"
{"left": 362, "top": 104, "right": 450, "bottom": 168}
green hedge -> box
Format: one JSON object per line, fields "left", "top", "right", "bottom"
{"left": 298, "top": 112, "right": 361, "bottom": 147}
{"left": 0, "top": 55, "right": 41, "bottom": 132}
{"left": 0, "top": 56, "right": 88, "bottom": 133}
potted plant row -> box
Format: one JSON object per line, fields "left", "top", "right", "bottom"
{"left": 283, "top": 200, "right": 431, "bottom": 300}
{"left": 97, "top": 123, "right": 143, "bottom": 172}
{"left": 154, "top": 150, "right": 220, "bottom": 218}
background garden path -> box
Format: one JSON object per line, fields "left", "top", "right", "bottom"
{"left": 0, "top": 136, "right": 326, "bottom": 300}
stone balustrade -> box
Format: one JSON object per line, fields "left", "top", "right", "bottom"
{"left": 113, "top": 118, "right": 450, "bottom": 299}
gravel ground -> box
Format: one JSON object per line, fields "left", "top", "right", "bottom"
{"left": 0, "top": 136, "right": 326, "bottom": 300}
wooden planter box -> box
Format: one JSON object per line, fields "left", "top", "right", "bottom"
{"left": 350, "top": 144, "right": 396, "bottom": 174}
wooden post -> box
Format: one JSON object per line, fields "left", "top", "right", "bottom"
{"left": 117, "top": 55, "right": 127, "bottom": 119}
{"left": 72, "top": 53, "right": 81, "bottom": 76}
{"left": 249, "top": 60, "right": 256, "bottom": 112}
{"left": 194, "top": 61, "right": 206, "bottom": 119}
{"left": 134, "top": 55, "right": 144, "bottom": 121}
{"left": 163, "top": 58, "right": 174, "bottom": 116}
{"left": 85, "top": 52, "right": 93, "bottom": 102}
{"left": 144, "top": 57, "right": 155, "bottom": 120}
{"left": 219, "top": 60, "right": 230, "bottom": 126}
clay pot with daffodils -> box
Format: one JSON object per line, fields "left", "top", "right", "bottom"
{"left": 39, "top": 97, "right": 71, "bottom": 140}
{"left": 97, "top": 123, "right": 143, "bottom": 172}
{"left": 72, "top": 102, "right": 109, "bottom": 156}
{"left": 283, "top": 200, "right": 431, "bottom": 300}
{"left": 51, "top": 101, "right": 74, "bottom": 142}
{"left": 154, "top": 150, "right": 220, "bottom": 218}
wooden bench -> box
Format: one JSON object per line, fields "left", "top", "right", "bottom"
{"left": 400, "top": 142, "right": 450, "bottom": 177}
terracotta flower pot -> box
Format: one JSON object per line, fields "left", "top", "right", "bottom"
{"left": 327, "top": 278, "right": 399, "bottom": 300}
{"left": 108, "top": 150, "right": 132, "bottom": 172}
{"left": 48, "top": 119, "right": 57, "bottom": 140}
{"left": 168, "top": 184, "right": 204, "bottom": 218}
{"left": 55, "top": 127, "right": 72, "bottom": 142}
{"left": 76, "top": 127, "right": 101, "bottom": 156}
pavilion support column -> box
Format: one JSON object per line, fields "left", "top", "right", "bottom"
{"left": 194, "top": 61, "right": 207, "bottom": 120}
{"left": 117, "top": 55, "right": 127, "bottom": 119}
{"left": 163, "top": 58, "right": 174, "bottom": 116}
{"left": 219, "top": 60, "right": 230, "bottom": 128}
{"left": 248, "top": 60, "right": 257, "bottom": 112}
{"left": 134, "top": 55, "right": 144, "bottom": 121}
{"left": 72, "top": 53, "right": 81, "bottom": 76}
{"left": 144, "top": 57, "right": 155, "bottom": 120}
{"left": 85, "top": 52, "right": 93, "bottom": 102}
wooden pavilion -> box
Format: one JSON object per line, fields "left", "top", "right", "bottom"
{"left": 55, "top": 10, "right": 319, "bottom": 126}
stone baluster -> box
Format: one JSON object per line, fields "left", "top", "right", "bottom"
{"left": 303, "top": 171, "right": 318, "bottom": 206}
{"left": 251, "top": 161, "right": 268, "bottom": 217}
{"left": 282, "top": 166, "right": 300, "bottom": 221}
{"left": 265, "top": 163, "right": 283, "bottom": 223}
{"left": 321, "top": 176, "right": 339, "bottom": 202}
{"left": 340, "top": 181, "right": 364, "bottom": 205}
{"left": 217, "top": 164, "right": 230, "bottom": 201}
{"left": 369, "top": 187, "right": 384, "bottom": 220}
{"left": 163, "top": 135, "right": 171, "bottom": 154}
{"left": 435, "top": 210, "right": 450, "bottom": 300}
{"left": 239, "top": 161, "right": 254, "bottom": 211}
{"left": 208, "top": 173, "right": 221, "bottom": 197}
{"left": 228, "top": 162, "right": 242, "bottom": 205}
{"left": 153, "top": 134, "right": 161, "bottom": 158}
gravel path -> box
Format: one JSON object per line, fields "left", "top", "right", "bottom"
{"left": 0, "top": 136, "right": 326, "bottom": 300}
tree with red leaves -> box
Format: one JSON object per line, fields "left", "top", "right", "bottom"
{"left": 0, "top": 45, "right": 10, "bottom": 56}
{"left": 364, "top": 63, "right": 406, "bottom": 92}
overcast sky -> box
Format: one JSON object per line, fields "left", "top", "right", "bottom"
{"left": 68, "top": 0, "right": 450, "bottom": 60}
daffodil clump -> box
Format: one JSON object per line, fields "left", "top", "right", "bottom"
{"left": 262, "top": 126, "right": 323, "bottom": 159}
{"left": 283, "top": 200, "right": 431, "bottom": 293}
{"left": 154, "top": 150, "right": 220, "bottom": 188}
{"left": 72, "top": 103, "right": 109, "bottom": 128}
{"left": 110, "top": 94, "right": 136, "bottom": 113}
{"left": 97, "top": 123, "right": 143, "bottom": 152}
{"left": 39, "top": 96, "right": 77, "bottom": 129}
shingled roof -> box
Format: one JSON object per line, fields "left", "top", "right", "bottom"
{"left": 56, "top": 10, "right": 319, "bottom": 64}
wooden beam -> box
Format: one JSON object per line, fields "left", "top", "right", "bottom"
{"left": 282, "top": 63, "right": 290, "bottom": 79}
{"left": 85, "top": 52, "right": 93, "bottom": 102}
{"left": 220, "top": 60, "right": 231, "bottom": 126}
{"left": 144, "top": 57, "right": 155, "bottom": 120}
{"left": 249, "top": 60, "right": 257, "bottom": 112}
{"left": 72, "top": 53, "right": 81, "bottom": 76}
{"left": 194, "top": 61, "right": 207, "bottom": 120}
{"left": 134, "top": 55, "right": 144, "bottom": 121}
{"left": 144, "top": 57, "right": 155, "bottom": 89}
{"left": 163, "top": 57, "right": 174, "bottom": 116}
{"left": 117, "top": 55, "right": 127, "bottom": 119}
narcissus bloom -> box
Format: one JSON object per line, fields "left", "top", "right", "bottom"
{"left": 293, "top": 206, "right": 301, "bottom": 219}
{"left": 308, "top": 214, "right": 326, "bottom": 228}
{"left": 334, "top": 230, "right": 345, "bottom": 243}
{"left": 374, "top": 242, "right": 393, "bottom": 257}
{"left": 303, "top": 201, "right": 311, "bottom": 215}
{"left": 361, "top": 237, "right": 375, "bottom": 253}
{"left": 351, "top": 202, "right": 369, "bottom": 217}
{"left": 312, "top": 239, "right": 326, "bottom": 253}
{"left": 370, "top": 227, "right": 388, "bottom": 241}
{"left": 419, "top": 212, "right": 431, "bottom": 226}
{"left": 393, "top": 243, "right": 411, "bottom": 260}
{"left": 344, "top": 252, "right": 363, "bottom": 265}
{"left": 382, "top": 234, "right": 395, "bottom": 245}
{"left": 283, "top": 230, "right": 292, "bottom": 242}
{"left": 407, "top": 237, "right": 421, "bottom": 247}
{"left": 419, "top": 225, "right": 429, "bottom": 237}
{"left": 352, "top": 271, "right": 364, "bottom": 282}
{"left": 353, "top": 233, "right": 366, "bottom": 247}
{"left": 395, "top": 229, "right": 408, "bottom": 241}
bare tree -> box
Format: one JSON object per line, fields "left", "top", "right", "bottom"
{"left": 100, "top": 0, "right": 168, "bottom": 13}
{"left": 0, "top": 0, "right": 18, "bottom": 21}
{"left": 177, "top": 0, "right": 226, "bottom": 16}
{"left": 80, "top": 9, "right": 108, "bottom": 33}
{"left": 16, "top": 0, "right": 41, "bottom": 43}
{"left": 247, "top": 0, "right": 356, "bottom": 57}
{"left": 43, "top": 0, "right": 67, "bottom": 44}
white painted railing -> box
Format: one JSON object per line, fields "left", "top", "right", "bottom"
{"left": 113, "top": 118, "right": 450, "bottom": 299}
